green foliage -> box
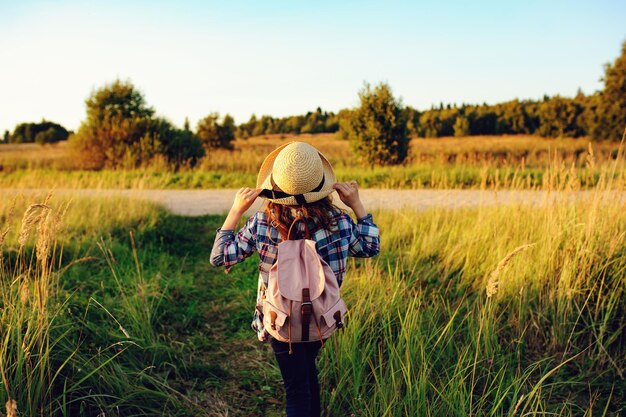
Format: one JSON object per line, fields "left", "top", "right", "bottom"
{"left": 537, "top": 95, "right": 584, "bottom": 138}
{"left": 454, "top": 115, "right": 470, "bottom": 137}
{"left": 236, "top": 108, "right": 341, "bottom": 138}
{"left": 593, "top": 40, "right": 626, "bottom": 140}
{"left": 341, "top": 82, "right": 410, "bottom": 166}
{"left": 409, "top": 97, "right": 588, "bottom": 139}
{"left": 403, "top": 106, "right": 421, "bottom": 136}
{"left": 69, "top": 80, "right": 201, "bottom": 169}
{"left": 155, "top": 118, "right": 205, "bottom": 169}
{"left": 196, "top": 112, "right": 236, "bottom": 150}
{"left": 0, "top": 198, "right": 202, "bottom": 416}
{"left": 8, "top": 120, "right": 69, "bottom": 144}
{"left": 495, "top": 99, "right": 527, "bottom": 134}
{"left": 69, "top": 80, "right": 159, "bottom": 169}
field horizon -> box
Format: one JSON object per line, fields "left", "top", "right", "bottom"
{"left": 1, "top": 133, "right": 624, "bottom": 191}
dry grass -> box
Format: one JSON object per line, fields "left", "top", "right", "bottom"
{"left": 0, "top": 133, "right": 623, "bottom": 190}
{"left": 485, "top": 243, "right": 536, "bottom": 298}
{"left": 189, "top": 134, "right": 625, "bottom": 171}
{"left": 0, "top": 142, "right": 70, "bottom": 170}
{"left": 1, "top": 134, "right": 622, "bottom": 172}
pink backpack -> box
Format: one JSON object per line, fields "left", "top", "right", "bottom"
{"left": 262, "top": 216, "right": 347, "bottom": 354}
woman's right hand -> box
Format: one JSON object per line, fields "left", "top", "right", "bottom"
{"left": 231, "top": 187, "right": 261, "bottom": 215}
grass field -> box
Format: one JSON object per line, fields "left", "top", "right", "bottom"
{"left": 1, "top": 134, "right": 624, "bottom": 189}
{"left": 1, "top": 132, "right": 624, "bottom": 415}
{"left": 1, "top": 183, "right": 624, "bottom": 416}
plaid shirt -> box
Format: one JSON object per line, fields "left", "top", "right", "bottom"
{"left": 210, "top": 209, "right": 380, "bottom": 340}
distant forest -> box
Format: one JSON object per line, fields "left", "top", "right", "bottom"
{"left": 1, "top": 94, "right": 609, "bottom": 145}
{"left": 236, "top": 93, "right": 600, "bottom": 140}
{"left": 3, "top": 40, "right": 625, "bottom": 147}
{"left": 235, "top": 40, "right": 626, "bottom": 142}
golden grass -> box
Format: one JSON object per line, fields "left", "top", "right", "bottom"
{"left": 196, "top": 134, "right": 625, "bottom": 170}
{"left": 0, "top": 132, "right": 623, "bottom": 190}
{"left": 1, "top": 167, "right": 624, "bottom": 414}
{"left": 1, "top": 133, "right": 622, "bottom": 171}
{"left": 0, "top": 142, "right": 70, "bottom": 169}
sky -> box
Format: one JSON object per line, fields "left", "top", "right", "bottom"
{"left": 0, "top": 0, "right": 625, "bottom": 134}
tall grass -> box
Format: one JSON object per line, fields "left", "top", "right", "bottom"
{"left": 0, "top": 133, "right": 623, "bottom": 415}
{"left": 320, "top": 191, "right": 625, "bottom": 416}
{"left": 316, "top": 131, "right": 625, "bottom": 416}
{"left": 1, "top": 135, "right": 624, "bottom": 189}
{"left": 0, "top": 196, "right": 202, "bottom": 416}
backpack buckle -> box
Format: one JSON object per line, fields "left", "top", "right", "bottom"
{"left": 333, "top": 310, "right": 344, "bottom": 329}
{"left": 301, "top": 301, "right": 313, "bottom": 316}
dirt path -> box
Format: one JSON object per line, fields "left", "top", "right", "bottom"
{"left": 3, "top": 188, "right": 624, "bottom": 216}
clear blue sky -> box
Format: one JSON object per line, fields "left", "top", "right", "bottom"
{"left": 0, "top": 0, "right": 624, "bottom": 134}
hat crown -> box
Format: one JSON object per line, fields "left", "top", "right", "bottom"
{"left": 273, "top": 142, "right": 324, "bottom": 195}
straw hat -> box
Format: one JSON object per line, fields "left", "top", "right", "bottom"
{"left": 257, "top": 142, "right": 336, "bottom": 205}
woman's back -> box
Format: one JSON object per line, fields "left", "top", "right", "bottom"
{"left": 218, "top": 208, "right": 379, "bottom": 287}
{"left": 209, "top": 141, "right": 380, "bottom": 417}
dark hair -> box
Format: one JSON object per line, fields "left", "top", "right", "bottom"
{"left": 264, "top": 196, "right": 343, "bottom": 240}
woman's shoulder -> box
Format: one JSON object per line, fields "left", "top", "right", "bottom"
{"left": 254, "top": 210, "right": 269, "bottom": 221}
{"left": 316, "top": 208, "right": 354, "bottom": 237}
{"left": 249, "top": 211, "right": 273, "bottom": 231}
{"left": 330, "top": 209, "right": 354, "bottom": 225}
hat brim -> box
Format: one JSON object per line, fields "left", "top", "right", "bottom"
{"left": 256, "top": 142, "right": 337, "bottom": 205}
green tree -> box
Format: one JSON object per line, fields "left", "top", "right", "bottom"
{"left": 418, "top": 110, "right": 443, "bottom": 138}
{"left": 69, "top": 79, "right": 161, "bottom": 169}
{"left": 236, "top": 114, "right": 253, "bottom": 139}
{"left": 196, "top": 113, "right": 236, "bottom": 149}
{"left": 403, "top": 106, "right": 421, "bottom": 136}
{"left": 496, "top": 100, "right": 527, "bottom": 134}
{"left": 157, "top": 118, "right": 205, "bottom": 169}
{"left": 219, "top": 114, "right": 236, "bottom": 149}
{"left": 578, "top": 92, "right": 602, "bottom": 138}
{"left": 196, "top": 113, "right": 219, "bottom": 147}
{"left": 538, "top": 96, "right": 582, "bottom": 138}
{"left": 10, "top": 121, "right": 69, "bottom": 144}
{"left": 340, "top": 82, "right": 409, "bottom": 165}
{"left": 454, "top": 116, "right": 470, "bottom": 137}
{"left": 593, "top": 40, "right": 626, "bottom": 140}
{"left": 469, "top": 106, "right": 498, "bottom": 135}
{"left": 2, "top": 130, "right": 8, "bottom": 143}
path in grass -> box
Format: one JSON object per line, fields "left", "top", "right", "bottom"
{"left": 142, "top": 213, "right": 286, "bottom": 416}
{"left": 5, "top": 188, "right": 625, "bottom": 215}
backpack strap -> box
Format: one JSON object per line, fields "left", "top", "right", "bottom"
{"left": 287, "top": 216, "right": 311, "bottom": 240}
{"left": 301, "top": 288, "right": 312, "bottom": 341}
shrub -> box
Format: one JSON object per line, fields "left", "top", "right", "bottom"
{"left": 340, "top": 82, "right": 409, "bottom": 166}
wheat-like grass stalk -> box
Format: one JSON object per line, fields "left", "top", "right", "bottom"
{"left": 19, "top": 278, "right": 30, "bottom": 307}
{"left": 17, "top": 204, "right": 50, "bottom": 247}
{"left": 486, "top": 243, "right": 536, "bottom": 298}
{"left": 0, "top": 198, "right": 17, "bottom": 249}
{"left": 0, "top": 228, "right": 7, "bottom": 249}
{"left": 35, "top": 200, "right": 67, "bottom": 265}
{"left": 5, "top": 399, "right": 17, "bottom": 417}
{"left": 35, "top": 207, "right": 53, "bottom": 264}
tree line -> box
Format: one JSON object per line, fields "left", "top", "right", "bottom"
{"left": 3, "top": 121, "right": 70, "bottom": 144}
{"left": 68, "top": 80, "right": 239, "bottom": 169}
{"left": 2, "top": 40, "right": 624, "bottom": 168}
{"left": 236, "top": 108, "right": 345, "bottom": 138}
{"left": 235, "top": 40, "right": 626, "bottom": 142}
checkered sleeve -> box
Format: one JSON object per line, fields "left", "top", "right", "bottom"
{"left": 348, "top": 213, "right": 380, "bottom": 258}
{"left": 209, "top": 213, "right": 258, "bottom": 272}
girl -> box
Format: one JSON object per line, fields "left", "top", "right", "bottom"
{"left": 210, "top": 141, "right": 380, "bottom": 417}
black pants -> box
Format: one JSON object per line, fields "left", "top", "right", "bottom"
{"left": 270, "top": 337, "right": 322, "bottom": 417}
